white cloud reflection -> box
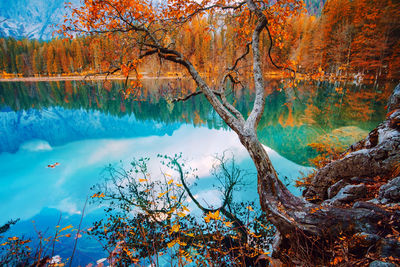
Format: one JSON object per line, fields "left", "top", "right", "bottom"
{"left": 0, "top": 125, "right": 312, "bottom": 225}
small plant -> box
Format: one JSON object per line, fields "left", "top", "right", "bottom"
{"left": 89, "top": 153, "right": 274, "bottom": 266}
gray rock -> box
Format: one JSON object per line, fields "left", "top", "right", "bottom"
{"left": 327, "top": 179, "right": 349, "bottom": 199}
{"left": 351, "top": 176, "right": 375, "bottom": 183}
{"left": 361, "top": 232, "right": 381, "bottom": 243}
{"left": 330, "top": 184, "right": 366, "bottom": 204}
{"left": 387, "top": 83, "right": 400, "bottom": 113}
{"left": 379, "top": 176, "right": 400, "bottom": 203}
{"left": 353, "top": 232, "right": 381, "bottom": 248}
{"left": 369, "top": 261, "right": 396, "bottom": 267}
{"left": 367, "top": 198, "right": 381, "bottom": 205}
{"left": 379, "top": 238, "right": 400, "bottom": 258}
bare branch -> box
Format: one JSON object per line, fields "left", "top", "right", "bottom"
{"left": 171, "top": 90, "right": 204, "bottom": 102}
{"left": 227, "top": 41, "right": 252, "bottom": 72}
{"left": 83, "top": 67, "right": 121, "bottom": 80}
{"left": 170, "top": 156, "right": 248, "bottom": 238}
{"left": 264, "top": 24, "right": 296, "bottom": 76}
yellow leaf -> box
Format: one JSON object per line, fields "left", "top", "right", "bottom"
{"left": 158, "top": 189, "right": 171, "bottom": 198}
{"left": 204, "top": 210, "right": 221, "bottom": 222}
{"left": 177, "top": 212, "right": 186, "bottom": 218}
{"left": 168, "top": 179, "right": 173, "bottom": 185}
{"left": 60, "top": 225, "right": 73, "bottom": 232}
{"left": 171, "top": 224, "right": 180, "bottom": 233}
{"left": 167, "top": 239, "right": 177, "bottom": 248}
{"left": 246, "top": 206, "right": 254, "bottom": 211}
{"left": 182, "top": 206, "right": 190, "bottom": 212}
{"left": 211, "top": 210, "right": 220, "bottom": 219}
{"left": 178, "top": 240, "right": 187, "bottom": 246}
{"left": 176, "top": 183, "right": 183, "bottom": 187}
{"left": 167, "top": 207, "right": 176, "bottom": 214}
{"left": 250, "top": 232, "right": 261, "bottom": 238}
{"left": 224, "top": 221, "right": 233, "bottom": 227}
{"left": 139, "top": 178, "right": 148, "bottom": 183}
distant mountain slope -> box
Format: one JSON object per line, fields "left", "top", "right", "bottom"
{"left": 0, "top": 0, "right": 79, "bottom": 40}
{"left": 0, "top": 107, "right": 180, "bottom": 154}
{"left": 0, "top": 0, "right": 327, "bottom": 40}
{"left": 304, "top": 0, "right": 327, "bottom": 15}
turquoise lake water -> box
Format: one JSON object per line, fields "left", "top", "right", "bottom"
{"left": 0, "top": 79, "right": 393, "bottom": 265}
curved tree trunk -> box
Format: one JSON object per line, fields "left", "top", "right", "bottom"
{"left": 143, "top": 0, "right": 400, "bottom": 263}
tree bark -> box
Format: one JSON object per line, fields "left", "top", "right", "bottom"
{"left": 138, "top": 2, "right": 400, "bottom": 263}
{"left": 174, "top": 2, "right": 399, "bottom": 262}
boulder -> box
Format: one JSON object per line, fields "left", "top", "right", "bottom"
{"left": 327, "top": 179, "right": 348, "bottom": 199}
{"left": 369, "top": 261, "right": 396, "bottom": 267}
{"left": 379, "top": 176, "right": 400, "bottom": 203}
{"left": 387, "top": 83, "right": 400, "bottom": 113}
{"left": 326, "top": 184, "right": 366, "bottom": 205}
{"left": 379, "top": 238, "right": 400, "bottom": 258}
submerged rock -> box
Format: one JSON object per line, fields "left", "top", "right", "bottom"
{"left": 314, "top": 126, "right": 369, "bottom": 152}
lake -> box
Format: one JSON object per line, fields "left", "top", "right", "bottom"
{"left": 0, "top": 78, "right": 393, "bottom": 265}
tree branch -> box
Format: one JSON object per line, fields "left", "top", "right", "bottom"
{"left": 170, "top": 156, "right": 248, "bottom": 238}
{"left": 245, "top": 1, "right": 268, "bottom": 129}
{"left": 227, "top": 41, "right": 252, "bottom": 72}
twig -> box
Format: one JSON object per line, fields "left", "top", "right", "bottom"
{"left": 69, "top": 196, "right": 88, "bottom": 267}
{"left": 51, "top": 212, "right": 62, "bottom": 258}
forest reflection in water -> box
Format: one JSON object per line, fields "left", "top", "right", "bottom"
{"left": 0, "top": 78, "right": 392, "bottom": 165}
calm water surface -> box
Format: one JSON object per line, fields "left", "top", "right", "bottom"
{"left": 0, "top": 79, "right": 393, "bottom": 265}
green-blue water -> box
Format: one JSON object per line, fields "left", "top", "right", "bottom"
{"left": 0, "top": 79, "right": 393, "bottom": 265}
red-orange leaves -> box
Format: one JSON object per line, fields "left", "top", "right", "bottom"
{"left": 47, "top": 162, "right": 60, "bottom": 168}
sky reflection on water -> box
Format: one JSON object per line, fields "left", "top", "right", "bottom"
{"left": 0, "top": 123, "right": 311, "bottom": 225}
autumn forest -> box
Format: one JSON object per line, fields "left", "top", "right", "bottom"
{"left": 1, "top": 0, "right": 399, "bottom": 81}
